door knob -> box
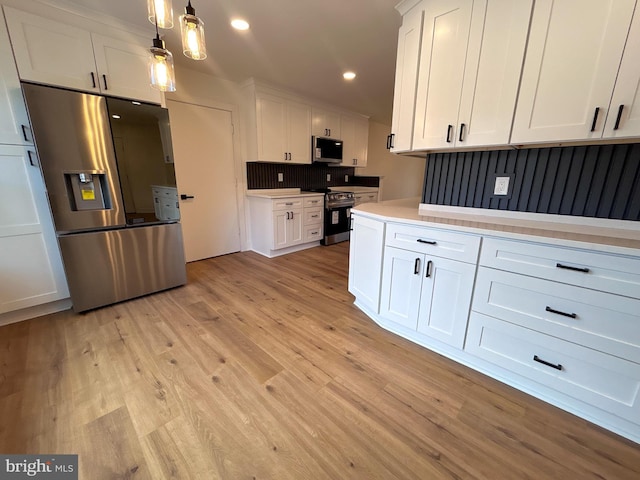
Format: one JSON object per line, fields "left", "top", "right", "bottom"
{"left": 180, "top": 194, "right": 195, "bottom": 200}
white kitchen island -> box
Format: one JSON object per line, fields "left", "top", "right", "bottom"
{"left": 349, "top": 199, "right": 640, "bottom": 444}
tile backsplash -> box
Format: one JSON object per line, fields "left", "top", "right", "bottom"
{"left": 247, "top": 162, "right": 379, "bottom": 189}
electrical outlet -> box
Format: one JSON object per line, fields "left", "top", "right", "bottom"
{"left": 494, "top": 176, "right": 510, "bottom": 195}
{"left": 345, "top": 175, "right": 349, "bottom": 182}
{"left": 327, "top": 174, "right": 331, "bottom": 182}
{"left": 277, "top": 173, "right": 284, "bottom": 182}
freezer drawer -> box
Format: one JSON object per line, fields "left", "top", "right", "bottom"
{"left": 58, "top": 223, "right": 186, "bottom": 312}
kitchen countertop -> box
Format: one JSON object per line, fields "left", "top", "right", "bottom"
{"left": 246, "top": 189, "right": 324, "bottom": 199}
{"left": 331, "top": 186, "right": 379, "bottom": 193}
{"left": 353, "top": 198, "right": 640, "bottom": 255}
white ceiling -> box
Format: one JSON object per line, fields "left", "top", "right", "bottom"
{"left": 56, "top": 0, "right": 403, "bottom": 124}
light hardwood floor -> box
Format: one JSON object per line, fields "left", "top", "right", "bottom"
{"left": 1, "top": 242, "right": 639, "bottom": 479}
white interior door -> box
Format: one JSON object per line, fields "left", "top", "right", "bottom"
{"left": 168, "top": 100, "right": 241, "bottom": 262}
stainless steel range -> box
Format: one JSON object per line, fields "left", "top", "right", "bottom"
{"left": 323, "top": 190, "right": 355, "bottom": 245}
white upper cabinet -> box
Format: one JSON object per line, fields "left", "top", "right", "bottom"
{"left": 256, "top": 92, "right": 311, "bottom": 164}
{"left": 390, "top": 1, "right": 423, "bottom": 153}
{"left": 413, "top": 0, "right": 472, "bottom": 150}
{"left": 311, "top": 107, "right": 341, "bottom": 139}
{"left": 603, "top": 8, "right": 640, "bottom": 138}
{"left": 4, "top": 7, "right": 161, "bottom": 104}
{"left": 412, "top": 0, "right": 531, "bottom": 150}
{"left": 511, "top": 0, "right": 636, "bottom": 144}
{"left": 0, "top": 11, "right": 32, "bottom": 146}
{"left": 341, "top": 114, "right": 369, "bottom": 167}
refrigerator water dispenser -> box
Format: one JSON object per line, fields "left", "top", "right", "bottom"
{"left": 66, "top": 172, "right": 111, "bottom": 211}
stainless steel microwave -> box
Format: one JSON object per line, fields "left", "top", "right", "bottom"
{"left": 312, "top": 136, "right": 343, "bottom": 163}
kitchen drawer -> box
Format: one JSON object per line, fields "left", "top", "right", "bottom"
{"left": 304, "top": 225, "right": 322, "bottom": 242}
{"left": 386, "top": 223, "right": 480, "bottom": 264}
{"left": 304, "top": 208, "right": 323, "bottom": 226}
{"left": 473, "top": 267, "right": 640, "bottom": 363}
{"left": 303, "top": 196, "right": 324, "bottom": 208}
{"left": 480, "top": 237, "right": 640, "bottom": 299}
{"left": 272, "top": 197, "right": 303, "bottom": 210}
{"left": 466, "top": 312, "right": 640, "bottom": 422}
{"left": 152, "top": 186, "right": 178, "bottom": 199}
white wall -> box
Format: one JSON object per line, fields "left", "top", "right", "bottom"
{"left": 356, "top": 120, "right": 426, "bottom": 201}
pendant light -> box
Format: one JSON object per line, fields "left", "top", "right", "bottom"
{"left": 149, "top": 21, "right": 176, "bottom": 92}
{"left": 180, "top": 1, "right": 207, "bottom": 60}
{"left": 148, "top": 0, "right": 174, "bottom": 29}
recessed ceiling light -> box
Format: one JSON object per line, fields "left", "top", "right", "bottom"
{"left": 231, "top": 18, "right": 250, "bottom": 30}
{"left": 112, "top": 114, "right": 121, "bottom": 119}
{"left": 343, "top": 71, "right": 356, "bottom": 80}
{"left": 131, "top": 101, "right": 141, "bottom": 105}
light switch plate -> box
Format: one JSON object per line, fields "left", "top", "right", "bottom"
{"left": 277, "top": 173, "right": 284, "bottom": 182}
{"left": 345, "top": 175, "right": 349, "bottom": 182}
{"left": 327, "top": 174, "right": 331, "bottom": 182}
{"left": 494, "top": 176, "right": 510, "bottom": 195}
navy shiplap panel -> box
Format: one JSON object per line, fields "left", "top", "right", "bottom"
{"left": 246, "top": 162, "right": 364, "bottom": 189}
{"left": 422, "top": 144, "right": 640, "bottom": 221}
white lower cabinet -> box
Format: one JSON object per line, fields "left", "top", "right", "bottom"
{"left": 273, "top": 208, "right": 303, "bottom": 249}
{"left": 380, "top": 246, "right": 475, "bottom": 348}
{"left": 0, "top": 145, "right": 68, "bottom": 314}
{"left": 466, "top": 312, "right": 640, "bottom": 422}
{"left": 349, "top": 212, "right": 640, "bottom": 442}
{"left": 348, "top": 214, "right": 385, "bottom": 314}
{"left": 248, "top": 194, "right": 323, "bottom": 257}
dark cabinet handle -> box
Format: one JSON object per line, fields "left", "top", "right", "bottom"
{"left": 21, "top": 124, "right": 30, "bottom": 142}
{"left": 414, "top": 258, "right": 421, "bottom": 275}
{"left": 288, "top": 152, "right": 292, "bottom": 161}
{"left": 286, "top": 211, "right": 290, "bottom": 220}
{"left": 102, "top": 74, "right": 108, "bottom": 90}
{"left": 446, "top": 124, "right": 453, "bottom": 143}
{"left": 180, "top": 194, "right": 194, "bottom": 200}
{"left": 284, "top": 152, "right": 287, "bottom": 161}
{"left": 533, "top": 355, "right": 563, "bottom": 371}
{"left": 90, "top": 72, "right": 96, "bottom": 88}
{"left": 614, "top": 104, "right": 624, "bottom": 130}
{"left": 390, "top": 133, "right": 395, "bottom": 149}
{"left": 545, "top": 306, "right": 577, "bottom": 319}
{"left": 386, "top": 134, "right": 391, "bottom": 149}
{"left": 285, "top": 202, "right": 293, "bottom": 206}
{"left": 459, "top": 123, "right": 466, "bottom": 142}
{"left": 556, "top": 263, "right": 590, "bottom": 273}
{"left": 425, "top": 260, "right": 433, "bottom": 278}
{"left": 290, "top": 211, "right": 294, "bottom": 219}
{"left": 27, "top": 150, "right": 37, "bottom": 166}
{"left": 417, "top": 239, "right": 437, "bottom": 245}
{"left": 590, "top": 107, "right": 600, "bottom": 132}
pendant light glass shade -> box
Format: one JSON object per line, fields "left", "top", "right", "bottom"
{"left": 149, "top": 36, "right": 176, "bottom": 92}
{"left": 180, "top": 2, "right": 207, "bottom": 60}
{"left": 148, "top": 0, "right": 174, "bottom": 29}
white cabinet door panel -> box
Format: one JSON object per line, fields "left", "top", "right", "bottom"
{"left": 0, "top": 145, "right": 68, "bottom": 313}
{"left": 92, "top": 33, "right": 162, "bottom": 104}
{"left": 380, "top": 246, "right": 423, "bottom": 329}
{"left": 457, "top": 0, "right": 532, "bottom": 147}
{"left": 511, "top": 0, "right": 636, "bottom": 143}
{"left": 287, "top": 101, "right": 311, "bottom": 164}
{"left": 390, "top": 3, "right": 424, "bottom": 153}
{"left": 604, "top": 6, "right": 640, "bottom": 137}
{"left": 0, "top": 13, "right": 32, "bottom": 146}
{"left": 4, "top": 7, "right": 97, "bottom": 92}
{"left": 413, "top": 0, "right": 472, "bottom": 149}
{"left": 417, "top": 257, "right": 475, "bottom": 348}
{"left": 257, "top": 94, "right": 287, "bottom": 162}
{"left": 349, "top": 215, "right": 385, "bottom": 313}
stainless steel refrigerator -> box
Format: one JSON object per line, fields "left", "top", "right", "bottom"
{"left": 22, "top": 83, "right": 186, "bottom": 312}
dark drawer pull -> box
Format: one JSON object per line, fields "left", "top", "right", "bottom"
{"left": 417, "top": 239, "right": 437, "bottom": 245}
{"left": 533, "top": 355, "right": 563, "bottom": 371}
{"left": 21, "top": 124, "right": 30, "bottom": 142}
{"left": 414, "top": 258, "right": 420, "bottom": 275}
{"left": 614, "top": 104, "right": 624, "bottom": 130}
{"left": 446, "top": 124, "right": 453, "bottom": 143}
{"left": 545, "top": 306, "right": 577, "bottom": 319}
{"left": 556, "top": 263, "right": 590, "bottom": 273}
{"left": 425, "top": 260, "right": 433, "bottom": 278}
{"left": 590, "top": 107, "right": 600, "bottom": 132}
{"left": 458, "top": 123, "right": 466, "bottom": 142}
